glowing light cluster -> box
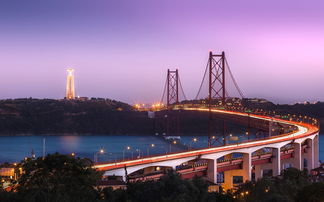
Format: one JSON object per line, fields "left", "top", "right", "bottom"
{"left": 66, "top": 68, "right": 75, "bottom": 100}
{"left": 133, "top": 103, "right": 146, "bottom": 110}
{"left": 151, "top": 103, "right": 164, "bottom": 109}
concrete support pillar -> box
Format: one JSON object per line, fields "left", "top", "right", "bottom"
{"left": 314, "top": 135, "right": 319, "bottom": 168}
{"left": 293, "top": 143, "right": 302, "bottom": 170}
{"left": 311, "top": 139, "right": 315, "bottom": 169}
{"left": 207, "top": 159, "right": 217, "bottom": 184}
{"left": 254, "top": 165, "right": 262, "bottom": 180}
{"left": 243, "top": 153, "right": 252, "bottom": 181}
{"left": 306, "top": 139, "right": 314, "bottom": 171}
{"left": 272, "top": 148, "right": 281, "bottom": 176}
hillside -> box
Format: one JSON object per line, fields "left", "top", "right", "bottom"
{"left": 0, "top": 98, "right": 154, "bottom": 135}
{"left": 0, "top": 98, "right": 322, "bottom": 135}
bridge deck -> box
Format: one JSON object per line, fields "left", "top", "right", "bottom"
{"left": 94, "top": 107, "right": 319, "bottom": 171}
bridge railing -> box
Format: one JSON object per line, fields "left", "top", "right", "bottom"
{"left": 173, "top": 103, "right": 319, "bottom": 127}
{"left": 95, "top": 130, "right": 310, "bottom": 166}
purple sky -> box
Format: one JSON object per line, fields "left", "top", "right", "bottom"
{"left": 0, "top": 0, "right": 323, "bottom": 104}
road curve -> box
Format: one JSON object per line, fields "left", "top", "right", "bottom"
{"left": 94, "top": 107, "right": 319, "bottom": 171}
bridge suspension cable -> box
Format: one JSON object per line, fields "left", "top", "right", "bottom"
{"left": 225, "top": 57, "right": 245, "bottom": 98}
{"left": 162, "top": 51, "right": 244, "bottom": 105}
{"left": 195, "top": 60, "right": 209, "bottom": 100}
{"left": 160, "top": 69, "right": 187, "bottom": 105}
{"left": 160, "top": 76, "right": 168, "bottom": 104}
{"left": 178, "top": 74, "right": 187, "bottom": 101}
{"left": 195, "top": 52, "right": 245, "bottom": 101}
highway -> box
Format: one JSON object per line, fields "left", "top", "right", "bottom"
{"left": 94, "top": 107, "right": 319, "bottom": 171}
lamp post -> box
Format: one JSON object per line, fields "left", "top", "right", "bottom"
{"left": 170, "top": 140, "right": 177, "bottom": 153}
{"left": 189, "top": 138, "right": 198, "bottom": 150}
{"left": 123, "top": 146, "right": 131, "bottom": 160}
{"left": 147, "top": 144, "right": 155, "bottom": 156}
{"left": 94, "top": 149, "right": 104, "bottom": 163}
{"left": 136, "top": 149, "right": 141, "bottom": 158}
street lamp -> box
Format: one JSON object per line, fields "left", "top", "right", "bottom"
{"left": 94, "top": 149, "right": 104, "bottom": 163}
{"left": 189, "top": 138, "right": 198, "bottom": 150}
{"left": 123, "top": 146, "right": 131, "bottom": 160}
{"left": 147, "top": 144, "right": 155, "bottom": 156}
{"left": 170, "top": 140, "right": 177, "bottom": 153}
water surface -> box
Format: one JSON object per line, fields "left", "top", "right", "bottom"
{"left": 0, "top": 134, "right": 322, "bottom": 163}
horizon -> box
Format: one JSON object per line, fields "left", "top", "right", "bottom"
{"left": 0, "top": 0, "right": 323, "bottom": 104}
{"left": 0, "top": 96, "right": 320, "bottom": 106}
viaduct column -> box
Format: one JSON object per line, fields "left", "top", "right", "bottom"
{"left": 314, "top": 134, "right": 319, "bottom": 168}
{"left": 272, "top": 148, "right": 281, "bottom": 176}
{"left": 207, "top": 159, "right": 217, "bottom": 184}
{"left": 254, "top": 166, "right": 262, "bottom": 181}
{"left": 305, "top": 139, "right": 314, "bottom": 171}
{"left": 293, "top": 143, "right": 302, "bottom": 170}
{"left": 243, "top": 153, "right": 252, "bottom": 181}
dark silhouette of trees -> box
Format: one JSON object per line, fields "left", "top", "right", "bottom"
{"left": 234, "top": 168, "right": 324, "bottom": 202}
{"left": 1, "top": 156, "right": 324, "bottom": 202}
{"left": 16, "top": 153, "right": 102, "bottom": 202}
{"left": 102, "top": 171, "right": 234, "bottom": 202}
{"left": 296, "top": 182, "right": 324, "bottom": 202}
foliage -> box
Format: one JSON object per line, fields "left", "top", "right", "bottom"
{"left": 0, "top": 98, "right": 156, "bottom": 134}
{"left": 234, "top": 168, "right": 324, "bottom": 202}
{"left": 0, "top": 189, "right": 19, "bottom": 202}
{"left": 16, "top": 153, "right": 102, "bottom": 202}
{"left": 296, "top": 182, "right": 324, "bottom": 202}
{"left": 1, "top": 160, "right": 324, "bottom": 202}
{"left": 102, "top": 171, "right": 234, "bottom": 202}
{"left": 0, "top": 98, "right": 248, "bottom": 135}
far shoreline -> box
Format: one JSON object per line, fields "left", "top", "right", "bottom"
{"left": 0, "top": 133, "right": 209, "bottom": 137}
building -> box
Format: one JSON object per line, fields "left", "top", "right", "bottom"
{"left": 0, "top": 167, "right": 15, "bottom": 179}
{"left": 96, "top": 176, "right": 126, "bottom": 190}
{"left": 310, "top": 163, "right": 324, "bottom": 182}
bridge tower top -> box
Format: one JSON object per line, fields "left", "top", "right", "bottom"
{"left": 167, "top": 69, "right": 179, "bottom": 106}
{"left": 208, "top": 51, "right": 226, "bottom": 105}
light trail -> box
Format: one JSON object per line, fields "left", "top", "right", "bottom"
{"left": 94, "top": 107, "right": 318, "bottom": 171}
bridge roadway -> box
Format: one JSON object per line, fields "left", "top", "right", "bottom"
{"left": 94, "top": 107, "right": 320, "bottom": 189}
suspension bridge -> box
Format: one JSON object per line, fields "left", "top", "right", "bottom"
{"left": 94, "top": 51, "right": 320, "bottom": 190}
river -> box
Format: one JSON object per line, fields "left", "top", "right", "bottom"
{"left": 0, "top": 134, "right": 323, "bottom": 164}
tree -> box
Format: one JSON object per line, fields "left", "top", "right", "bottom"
{"left": 103, "top": 170, "right": 234, "bottom": 202}
{"left": 235, "top": 168, "right": 311, "bottom": 202}
{"left": 17, "top": 153, "right": 102, "bottom": 202}
{"left": 0, "top": 189, "right": 19, "bottom": 202}
{"left": 296, "top": 182, "right": 324, "bottom": 202}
